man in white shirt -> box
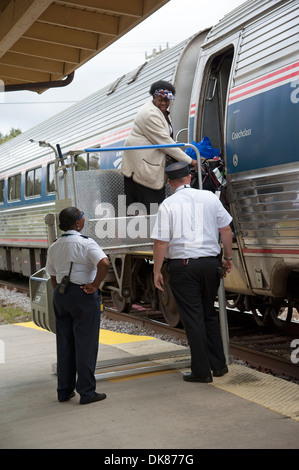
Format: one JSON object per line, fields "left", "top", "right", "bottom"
{"left": 151, "top": 162, "right": 233, "bottom": 382}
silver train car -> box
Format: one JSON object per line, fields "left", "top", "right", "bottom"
{"left": 0, "top": 0, "right": 298, "bottom": 328}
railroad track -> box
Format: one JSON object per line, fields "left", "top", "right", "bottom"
{"left": 1, "top": 279, "right": 299, "bottom": 382}
{"left": 103, "top": 301, "right": 299, "bottom": 383}
{"left": 0, "top": 279, "right": 30, "bottom": 294}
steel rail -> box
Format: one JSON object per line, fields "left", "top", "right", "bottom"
{"left": 104, "top": 306, "right": 299, "bottom": 382}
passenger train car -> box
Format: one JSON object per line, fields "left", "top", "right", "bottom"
{"left": 0, "top": 0, "right": 298, "bottom": 329}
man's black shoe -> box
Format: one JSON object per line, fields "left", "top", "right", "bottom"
{"left": 80, "top": 392, "right": 107, "bottom": 404}
{"left": 213, "top": 365, "right": 229, "bottom": 377}
{"left": 183, "top": 372, "right": 212, "bottom": 383}
{"left": 58, "top": 391, "right": 75, "bottom": 402}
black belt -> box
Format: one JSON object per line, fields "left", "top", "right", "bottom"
{"left": 168, "top": 257, "right": 218, "bottom": 266}
{"left": 168, "top": 256, "right": 217, "bottom": 261}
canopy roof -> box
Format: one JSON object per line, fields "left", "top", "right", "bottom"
{"left": 0, "top": 0, "right": 169, "bottom": 92}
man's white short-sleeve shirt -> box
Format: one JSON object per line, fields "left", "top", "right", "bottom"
{"left": 151, "top": 186, "right": 232, "bottom": 259}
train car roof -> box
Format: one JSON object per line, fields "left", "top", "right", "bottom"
{"left": 0, "top": 0, "right": 169, "bottom": 93}
{"left": 1, "top": 0, "right": 294, "bottom": 173}
{"left": 0, "top": 36, "right": 193, "bottom": 173}
{"left": 203, "top": 0, "right": 289, "bottom": 48}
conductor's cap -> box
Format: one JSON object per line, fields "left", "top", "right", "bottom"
{"left": 165, "top": 161, "right": 190, "bottom": 180}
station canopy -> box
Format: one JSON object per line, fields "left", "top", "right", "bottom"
{"left": 0, "top": 0, "right": 169, "bottom": 93}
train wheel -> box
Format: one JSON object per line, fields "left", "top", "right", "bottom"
{"left": 269, "top": 306, "right": 292, "bottom": 327}
{"left": 111, "top": 292, "right": 132, "bottom": 313}
{"left": 226, "top": 294, "right": 245, "bottom": 310}
{"left": 158, "top": 282, "right": 181, "bottom": 328}
{"left": 252, "top": 307, "right": 269, "bottom": 327}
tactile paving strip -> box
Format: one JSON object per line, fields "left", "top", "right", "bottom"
{"left": 210, "top": 363, "right": 299, "bottom": 422}
{"left": 103, "top": 332, "right": 299, "bottom": 422}
{"left": 19, "top": 323, "right": 299, "bottom": 421}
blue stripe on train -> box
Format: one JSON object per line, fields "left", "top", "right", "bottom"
{"left": 226, "top": 80, "right": 299, "bottom": 174}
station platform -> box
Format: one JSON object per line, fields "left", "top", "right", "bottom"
{"left": 0, "top": 321, "right": 298, "bottom": 450}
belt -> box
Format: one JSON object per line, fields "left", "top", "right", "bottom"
{"left": 168, "top": 257, "right": 218, "bottom": 266}
{"left": 168, "top": 256, "right": 217, "bottom": 261}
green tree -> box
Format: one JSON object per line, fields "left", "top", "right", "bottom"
{"left": 0, "top": 127, "right": 22, "bottom": 145}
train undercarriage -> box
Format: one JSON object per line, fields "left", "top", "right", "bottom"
{"left": 101, "top": 252, "right": 299, "bottom": 329}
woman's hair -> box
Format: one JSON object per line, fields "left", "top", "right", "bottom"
{"left": 58, "top": 206, "right": 81, "bottom": 231}
{"left": 149, "top": 80, "right": 176, "bottom": 96}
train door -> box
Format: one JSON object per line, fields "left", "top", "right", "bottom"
{"left": 191, "top": 47, "right": 235, "bottom": 213}
{"left": 191, "top": 45, "right": 253, "bottom": 299}
{"left": 196, "top": 47, "right": 234, "bottom": 155}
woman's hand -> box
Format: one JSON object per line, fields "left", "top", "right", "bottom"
{"left": 81, "top": 258, "right": 110, "bottom": 294}
{"left": 191, "top": 159, "right": 198, "bottom": 172}
{"left": 80, "top": 283, "right": 98, "bottom": 294}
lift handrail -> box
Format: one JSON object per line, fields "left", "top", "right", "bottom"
{"left": 85, "top": 142, "right": 193, "bottom": 152}
{"left": 57, "top": 142, "right": 202, "bottom": 189}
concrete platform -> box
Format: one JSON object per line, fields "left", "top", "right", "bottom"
{"left": 0, "top": 322, "right": 298, "bottom": 450}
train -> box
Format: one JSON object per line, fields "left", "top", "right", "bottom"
{"left": 0, "top": 0, "right": 298, "bottom": 330}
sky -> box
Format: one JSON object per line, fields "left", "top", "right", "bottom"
{"left": 0, "top": 0, "right": 245, "bottom": 135}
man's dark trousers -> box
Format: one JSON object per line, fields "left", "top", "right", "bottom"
{"left": 168, "top": 257, "right": 226, "bottom": 378}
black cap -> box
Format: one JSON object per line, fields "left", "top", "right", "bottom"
{"left": 165, "top": 161, "right": 190, "bottom": 180}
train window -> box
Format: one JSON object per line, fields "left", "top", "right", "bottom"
{"left": 89, "top": 153, "right": 100, "bottom": 170}
{"left": 0, "top": 180, "right": 4, "bottom": 203}
{"left": 25, "top": 167, "right": 42, "bottom": 197}
{"left": 47, "top": 163, "right": 55, "bottom": 193}
{"left": 75, "top": 153, "right": 100, "bottom": 171}
{"left": 8, "top": 173, "right": 21, "bottom": 201}
{"left": 76, "top": 154, "right": 88, "bottom": 171}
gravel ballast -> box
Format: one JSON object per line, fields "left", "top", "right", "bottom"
{"left": 0, "top": 287, "right": 187, "bottom": 346}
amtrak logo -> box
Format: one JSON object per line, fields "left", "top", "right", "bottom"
{"left": 233, "top": 154, "right": 238, "bottom": 166}
{"left": 113, "top": 157, "right": 122, "bottom": 168}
